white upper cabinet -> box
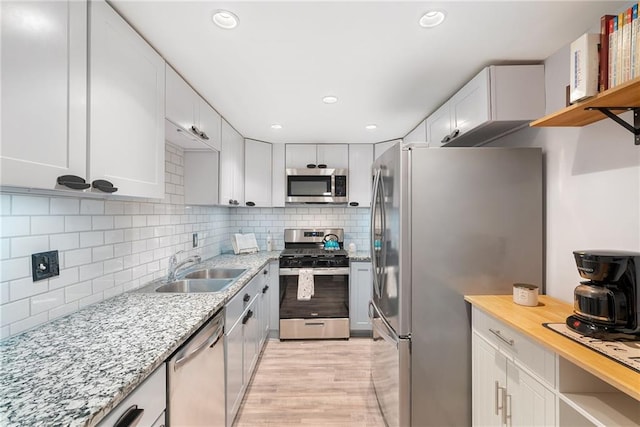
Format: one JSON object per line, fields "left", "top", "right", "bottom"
{"left": 1, "top": 0, "right": 87, "bottom": 190}
{"left": 348, "top": 144, "right": 373, "bottom": 207}
{"left": 165, "top": 64, "right": 221, "bottom": 151}
{"left": 427, "top": 65, "right": 545, "bottom": 147}
{"left": 89, "top": 0, "right": 165, "bottom": 199}
{"left": 245, "top": 139, "right": 272, "bottom": 207}
{"left": 184, "top": 150, "right": 219, "bottom": 205}
{"left": 374, "top": 140, "right": 400, "bottom": 160}
{"left": 271, "top": 144, "right": 286, "bottom": 207}
{"left": 285, "top": 144, "right": 348, "bottom": 169}
{"left": 403, "top": 119, "right": 427, "bottom": 144}
{"left": 220, "top": 119, "right": 244, "bottom": 206}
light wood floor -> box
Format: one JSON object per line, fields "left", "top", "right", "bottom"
{"left": 234, "top": 338, "right": 386, "bottom": 427}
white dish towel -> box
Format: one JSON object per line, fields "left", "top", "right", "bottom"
{"left": 297, "top": 268, "right": 315, "bottom": 301}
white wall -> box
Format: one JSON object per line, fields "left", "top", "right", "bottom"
{"left": 487, "top": 46, "right": 640, "bottom": 303}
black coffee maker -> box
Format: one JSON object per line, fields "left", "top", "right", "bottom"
{"left": 566, "top": 250, "right": 640, "bottom": 340}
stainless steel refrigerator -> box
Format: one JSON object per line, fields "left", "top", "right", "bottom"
{"left": 369, "top": 143, "right": 543, "bottom": 427}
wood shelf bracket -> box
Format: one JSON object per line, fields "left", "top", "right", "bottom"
{"left": 585, "top": 107, "right": 640, "bottom": 145}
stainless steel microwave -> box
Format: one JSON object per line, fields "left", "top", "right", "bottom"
{"left": 285, "top": 168, "right": 348, "bottom": 203}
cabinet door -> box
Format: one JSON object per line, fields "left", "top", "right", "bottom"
{"left": 245, "top": 140, "right": 272, "bottom": 207}
{"left": 348, "top": 144, "right": 373, "bottom": 207}
{"left": 317, "top": 144, "right": 349, "bottom": 169}
{"left": 472, "top": 333, "right": 506, "bottom": 427}
{"left": 449, "top": 67, "right": 490, "bottom": 140}
{"left": 507, "top": 362, "right": 555, "bottom": 427}
{"left": 1, "top": 0, "right": 87, "bottom": 190}
{"left": 349, "top": 262, "right": 373, "bottom": 331}
{"left": 269, "top": 262, "right": 280, "bottom": 334}
{"left": 89, "top": 0, "right": 165, "bottom": 199}
{"left": 242, "top": 299, "right": 260, "bottom": 385}
{"left": 403, "top": 120, "right": 427, "bottom": 144}
{"left": 271, "top": 143, "right": 286, "bottom": 207}
{"left": 374, "top": 140, "right": 399, "bottom": 160}
{"left": 165, "top": 64, "right": 197, "bottom": 136}
{"left": 285, "top": 144, "right": 317, "bottom": 168}
{"left": 426, "top": 102, "right": 452, "bottom": 147}
{"left": 225, "top": 321, "right": 244, "bottom": 427}
{"left": 220, "top": 119, "right": 244, "bottom": 205}
{"left": 184, "top": 150, "right": 219, "bottom": 205}
{"left": 198, "top": 99, "right": 221, "bottom": 151}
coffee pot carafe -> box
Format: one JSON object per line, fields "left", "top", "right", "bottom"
{"left": 567, "top": 250, "right": 640, "bottom": 340}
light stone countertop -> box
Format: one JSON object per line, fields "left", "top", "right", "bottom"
{"left": 0, "top": 251, "right": 280, "bottom": 427}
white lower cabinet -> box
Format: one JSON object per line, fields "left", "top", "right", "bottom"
{"left": 224, "top": 266, "right": 271, "bottom": 427}
{"left": 349, "top": 262, "right": 372, "bottom": 333}
{"left": 96, "top": 364, "right": 166, "bottom": 427}
{"left": 472, "top": 332, "right": 555, "bottom": 426}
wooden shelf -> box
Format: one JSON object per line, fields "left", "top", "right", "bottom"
{"left": 530, "top": 77, "right": 640, "bottom": 128}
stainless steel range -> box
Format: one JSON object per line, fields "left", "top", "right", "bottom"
{"left": 279, "top": 228, "right": 350, "bottom": 340}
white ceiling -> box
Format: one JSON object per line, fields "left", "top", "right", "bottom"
{"left": 110, "top": 1, "right": 629, "bottom": 144}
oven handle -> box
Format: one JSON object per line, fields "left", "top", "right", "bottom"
{"left": 279, "top": 267, "right": 350, "bottom": 276}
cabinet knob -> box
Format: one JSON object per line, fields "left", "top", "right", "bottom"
{"left": 317, "top": 164, "right": 327, "bottom": 168}
{"left": 349, "top": 202, "right": 359, "bottom": 207}
{"left": 263, "top": 269, "right": 268, "bottom": 275}
{"left": 246, "top": 201, "right": 255, "bottom": 207}
{"left": 306, "top": 164, "right": 317, "bottom": 169}
{"left": 262, "top": 285, "right": 269, "bottom": 293}
{"left": 92, "top": 179, "right": 118, "bottom": 193}
{"left": 229, "top": 199, "right": 234, "bottom": 205}
{"left": 56, "top": 175, "right": 90, "bottom": 190}
{"left": 234, "top": 200, "right": 239, "bottom": 205}
{"left": 243, "top": 293, "right": 251, "bottom": 302}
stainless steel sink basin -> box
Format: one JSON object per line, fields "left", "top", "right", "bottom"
{"left": 155, "top": 279, "right": 234, "bottom": 293}
{"left": 183, "top": 268, "right": 247, "bottom": 280}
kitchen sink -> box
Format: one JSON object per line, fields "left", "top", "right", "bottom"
{"left": 155, "top": 279, "right": 234, "bottom": 293}
{"left": 182, "top": 268, "right": 247, "bottom": 280}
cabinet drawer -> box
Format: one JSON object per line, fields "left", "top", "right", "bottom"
{"left": 226, "top": 273, "right": 261, "bottom": 329}
{"left": 472, "top": 307, "right": 555, "bottom": 387}
{"left": 97, "top": 364, "right": 166, "bottom": 427}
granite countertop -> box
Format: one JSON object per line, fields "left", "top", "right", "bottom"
{"left": 0, "top": 251, "right": 279, "bottom": 427}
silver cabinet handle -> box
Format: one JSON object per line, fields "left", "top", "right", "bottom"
{"left": 450, "top": 128, "right": 460, "bottom": 139}
{"left": 489, "top": 328, "right": 514, "bottom": 346}
{"left": 305, "top": 322, "right": 325, "bottom": 326}
{"left": 494, "top": 381, "right": 503, "bottom": 416}
{"left": 505, "top": 393, "right": 512, "bottom": 426}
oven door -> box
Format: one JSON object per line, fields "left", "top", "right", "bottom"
{"left": 279, "top": 267, "right": 350, "bottom": 339}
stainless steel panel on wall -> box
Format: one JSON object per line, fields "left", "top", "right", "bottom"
{"left": 409, "top": 147, "right": 543, "bottom": 426}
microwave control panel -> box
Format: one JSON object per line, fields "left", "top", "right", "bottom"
{"left": 335, "top": 176, "right": 347, "bottom": 197}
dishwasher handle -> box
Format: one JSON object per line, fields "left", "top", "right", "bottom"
{"left": 173, "top": 315, "right": 224, "bottom": 370}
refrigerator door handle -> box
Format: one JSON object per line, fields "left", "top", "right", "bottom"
{"left": 370, "top": 169, "right": 382, "bottom": 298}
{"left": 371, "top": 302, "right": 399, "bottom": 346}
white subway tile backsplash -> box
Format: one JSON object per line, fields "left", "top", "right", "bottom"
{"left": 1, "top": 216, "right": 30, "bottom": 237}
{"left": 65, "top": 280, "right": 93, "bottom": 303}
{"left": 10, "top": 235, "right": 49, "bottom": 258}
{"left": 104, "top": 230, "right": 124, "bottom": 244}
{"left": 31, "top": 289, "right": 65, "bottom": 315}
{"left": 49, "top": 268, "right": 79, "bottom": 290}
{"left": 78, "top": 292, "right": 103, "bottom": 309}
{"left": 92, "top": 274, "right": 114, "bottom": 293}
{"left": 50, "top": 198, "right": 80, "bottom": 215}
{"left": 104, "top": 258, "right": 124, "bottom": 275}
{"left": 0, "top": 257, "right": 30, "bottom": 282}
{"left": 65, "top": 248, "right": 92, "bottom": 268}
{"left": 124, "top": 203, "right": 140, "bottom": 215}
{"left": 0, "top": 195, "right": 10, "bottom": 215}
{"left": 65, "top": 216, "right": 92, "bottom": 232}
{"left": 114, "top": 269, "right": 132, "bottom": 285}
{"left": 31, "top": 216, "right": 65, "bottom": 235}
{"left": 79, "top": 262, "right": 104, "bottom": 282}
{"left": 104, "top": 201, "right": 124, "bottom": 215}
{"left": 92, "top": 216, "right": 114, "bottom": 230}
{"left": 115, "top": 216, "right": 133, "bottom": 229}
{"left": 114, "top": 242, "right": 132, "bottom": 258}
{"left": 49, "top": 301, "right": 79, "bottom": 321}
{"left": 50, "top": 233, "right": 80, "bottom": 251}
{"left": 1, "top": 282, "right": 9, "bottom": 304}
{"left": 10, "top": 312, "right": 48, "bottom": 336}
{"left": 80, "top": 231, "right": 104, "bottom": 248}
{"left": 92, "top": 245, "right": 113, "bottom": 262}
{"left": 80, "top": 199, "right": 105, "bottom": 215}
{"left": 11, "top": 195, "right": 49, "bottom": 215}
{"left": 0, "top": 299, "right": 30, "bottom": 324}
{"left": 1, "top": 238, "right": 10, "bottom": 260}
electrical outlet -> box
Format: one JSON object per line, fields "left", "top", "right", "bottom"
{"left": 192, "top": 233, "right": 198, "bottom": 248}
{"left": 31, "top": 250, "right": 60, "bottom": 282}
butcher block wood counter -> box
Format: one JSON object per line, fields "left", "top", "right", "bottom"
{"left": 464, "top": 295, "right": 640, "bottom": 402}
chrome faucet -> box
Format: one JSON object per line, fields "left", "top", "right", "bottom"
{"left": 167, "top": 250, "right": 201, "bottom": 281}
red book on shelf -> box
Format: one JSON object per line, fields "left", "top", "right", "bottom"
{"left": 599, "top": 15, "right": 615, "bottom": 92}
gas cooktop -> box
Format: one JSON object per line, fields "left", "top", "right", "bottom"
{"left": 544, "top": 323, "right": 640, "bottom": 373}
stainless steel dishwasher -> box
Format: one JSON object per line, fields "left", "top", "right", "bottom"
{"left": 168, "top": 310, "right": 225, "bottom": 426}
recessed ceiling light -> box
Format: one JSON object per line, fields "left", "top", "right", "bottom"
{"left": 212, "top": 10, "right": 239, "bottom": 29}
{"left": 322, "top": 96, "right": 338, "bottom": 104}
{"left": 271, "top": 124, "right": 282, "bottom": 129}
{"left": 419, "top": 10, "right": 446, "bottom": 28}
{"left": 365, "top": 124, "right": 377, "bottom": 130}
